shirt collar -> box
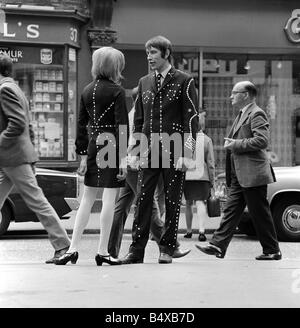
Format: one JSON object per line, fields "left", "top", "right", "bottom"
{"left": 240, "top": 101, "right": 255, "bottom": 114}
{"left": 155, "top": 64, "right": 172, "bottom": 79}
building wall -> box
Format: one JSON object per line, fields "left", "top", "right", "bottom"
{"left": 112, "top": 0, "right": 300, "bottom": 51}
{"left": 0, "top": 0, "right": 89, "bottom": 14}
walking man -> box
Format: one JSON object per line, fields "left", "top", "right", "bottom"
{"left": 196, "top": 81, "right": 281, "bottom": 260}
{"left": 0, "top": 53, "right": 70, "bottom": 263}
{"left": 121, "top": 35, "right": 199, "bottom": 264}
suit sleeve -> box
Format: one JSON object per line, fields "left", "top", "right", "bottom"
{"left": 0, "top": 85, "right": 26, "bottom": 148}
{"left": 75, "top": 95, "right": 89, "bottom": 155}
{"left": 182, "top": 77, "right": 199, "bottom": 158}
{"left": 232, "top": 110, "right": 269, "bottom": 154}
{"left": 206, "top": 137, "right": 215, "bottom": 186}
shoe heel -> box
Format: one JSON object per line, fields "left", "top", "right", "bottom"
{"left": 71, "top": 253, "right": 79, "bottom": 264}
{"left": 95, "top": 254, "right": 103, "bottom": 266}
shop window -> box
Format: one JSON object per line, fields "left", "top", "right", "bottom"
{"left": 1, "top": 45, "right": 77, "bottom": 164}
{"left": 173, "top": 52, "right": 199, "bottom": 93}
{"left": 67, "top": 47, "right": 77, "bottom": 161}
{"left": 203, "top": 53, "right": 300, "bottom": 173}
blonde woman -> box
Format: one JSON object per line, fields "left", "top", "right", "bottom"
{"left": 55, "top": 47, "right": 129, "bottom": 266}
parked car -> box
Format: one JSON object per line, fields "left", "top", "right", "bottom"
{"left": 0, "top": 168, "right": 80, "bottom": 237}
{"left": 215, "top": 166, "right": 300, "bottom": 242}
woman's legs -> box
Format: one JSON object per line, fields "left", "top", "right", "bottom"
{"left": 68, "top": 185, "right": 98, "bottom": 252}
{"left": 185, "top": 200, "right": 194, "bottom": 234}
{"left": 97, "top": 188, "right": 119, "bottom": 256}
{"left": 195, "top": 200, "right": 208, "bottom": 234}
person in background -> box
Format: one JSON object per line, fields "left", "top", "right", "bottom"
{"left": 183, "top": 112, "right": 215, "bottom": 242}
{"left": 196, "top": 81, "right": 281, "bottom": 260}
{"left": 55, "top": 47, "right": 128, "bottom": 266}
{"left": 0, "top": 53, "right": 70, "bottom": 264}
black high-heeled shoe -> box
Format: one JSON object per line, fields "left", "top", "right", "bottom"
{"left": 95, "top": 254, "right": 121, "bottom": 266}
{"left": 54, "top": 251, "right": 79, "bottom": 265}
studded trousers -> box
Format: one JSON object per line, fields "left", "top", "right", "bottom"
{"left": 129, "top": 166, "right": 185, "bottom": 257}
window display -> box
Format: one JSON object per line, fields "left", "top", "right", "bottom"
{"left": 31, "top": 64, "right": 64, "bottom": 158}
{"left": 0, "top": 45, "right": 77, "bottom": 164}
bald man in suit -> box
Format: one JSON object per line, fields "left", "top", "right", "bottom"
{"left": 196, "top": 81, "right": 281, "bottom": 260}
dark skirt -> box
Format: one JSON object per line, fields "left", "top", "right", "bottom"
{"left": 183, "top": 180, "right": 210, "bottom": 201}
{"left": 84, "top": 139, "right": 125, "bottom": 188}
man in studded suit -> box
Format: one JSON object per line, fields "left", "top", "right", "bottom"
{"left": 121, "top": 35, "right": 199, "bottom": 264}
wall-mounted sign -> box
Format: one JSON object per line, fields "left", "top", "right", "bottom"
{"left": 0, "top": 9, "right": 80, "bottom": 47}
{"left": 40, "top": 48, "right": 53, "bottom": 65}
{"left": 284, "top": 9, "right": 300, "bottom": 43}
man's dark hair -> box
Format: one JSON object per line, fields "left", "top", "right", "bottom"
{"left": 244, "top": 82, "right": 257, "bottom": 98}
{"left": 0, "top": 53, "right": 13, "bottom": 77}
{"left": 145, "top": 35, "right": 173, "bottom": 62}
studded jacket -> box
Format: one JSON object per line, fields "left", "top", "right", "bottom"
{"left": 133, "top": 67, "right": 199, "bottom": 160}
{"left": 75, "top": 78, "right": 129, "bottom": 159}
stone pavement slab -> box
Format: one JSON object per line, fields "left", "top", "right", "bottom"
{"left": 1, "top": 235, "right": 300, "bottom": 308}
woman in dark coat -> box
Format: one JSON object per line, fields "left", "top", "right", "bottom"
{"left": 55, "top": 47, "right": 129, "bottom": 266}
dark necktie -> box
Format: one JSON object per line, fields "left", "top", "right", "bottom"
{"left": 233, "top": 110, "right": 243, "bottom": 133}
{"left": 156, "top": 73, "right": 162, "bottom": 90}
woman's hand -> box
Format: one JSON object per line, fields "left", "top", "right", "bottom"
{"left": 77, "top": 155, "right": 87, "bottom": 176}
{"left": 117, "top": 167, "right": 127, "bottom": 181}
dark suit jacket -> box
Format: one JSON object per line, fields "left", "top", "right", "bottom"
{"left": 133, "top": 67, "right": 199, "bottom": 161}
{"left": 0, "top": 77, "right": 38, "bottom": 167}
{"left": 226, "top": 102, "right": 275, "bottom": 188}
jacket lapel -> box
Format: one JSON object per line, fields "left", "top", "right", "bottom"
{"left": 232, "top": 103, "right": 255, "bottom": 137}
{"left": 149, "top": 72, "right": 157, "bottom": 93}
{"left": 161, "top": 66, "right": 176, "bottom": 89}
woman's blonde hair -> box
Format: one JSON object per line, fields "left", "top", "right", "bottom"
{"left": 91, "top": 47, "right": 125, "bottom": 84}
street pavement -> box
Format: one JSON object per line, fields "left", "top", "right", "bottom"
{"left": 1, "top": 225, "right": 300, "bottom": 309}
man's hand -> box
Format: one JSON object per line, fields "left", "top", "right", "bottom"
{"left": 224, "top": 137, "right": 235, "bottom": 150}
{"left": 175, "top": 157, "right": 195, "bottom": 172}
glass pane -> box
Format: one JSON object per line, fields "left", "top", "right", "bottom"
{"left": 173, "top": 52, "right": 199, "bottom": 94}
{"left": 202, "top": 54, "right": 300, "bottom": 173}
{"left": 2, "top": 46, "right": 65, "bottom": 159}
{"left": 67, "top": 48, "right": 77, "bottom": 161}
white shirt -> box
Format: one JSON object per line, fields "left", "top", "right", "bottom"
{"left": 155, "top": 63, "right": 172, "bottom": 86}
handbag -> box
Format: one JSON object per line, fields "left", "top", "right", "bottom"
{"left": 207, "top": 195, "right": 221, "bottom": 217}
{"left": 185, "top": 132, "right": 205, "bottom": 181}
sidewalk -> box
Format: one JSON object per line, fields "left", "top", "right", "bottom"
{"left": 8, "top": 207, "right": 222, "bottom": 235}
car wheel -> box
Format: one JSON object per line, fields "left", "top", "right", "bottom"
{"left": 0, "top": 202, "right": 12, "bottom": 237}
{"left": 272, "top": 196, "right": 300, "bottom": 242}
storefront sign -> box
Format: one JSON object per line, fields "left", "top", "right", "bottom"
{"left": 0, "top": 47, "right": 23, "bottom": 62}
{"left": 284, "top": 9, "right": 300, "bottom": 43}
{"left": 40, "top": 48, "right": 53, "bottom": 65}
{"left": 0, "top": 9, "right": 80, "bottom": 47}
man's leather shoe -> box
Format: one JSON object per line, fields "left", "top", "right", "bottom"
{"left": 255, "top": 251, "right": 282, "bottom": 261}
{"left": 172, "top": 247, "right": 191, "bottom": 258}
{"left": 45, "top": 246, "right": 69, "bottom": 264}
{"left": 195, "top": 244, "right": 225, "bottom": 258}
{"left": 158, "top": 252, "right": 172, "bottom": 264}
{"left": 120, "top": 252, "right": 144, "bottom": 264}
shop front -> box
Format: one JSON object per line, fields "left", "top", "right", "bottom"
{"left": 0, "top": 7, "right": 88, "bottom": 170}
{"left": 111, "top": 0, "right": 300, "bottom": 173}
